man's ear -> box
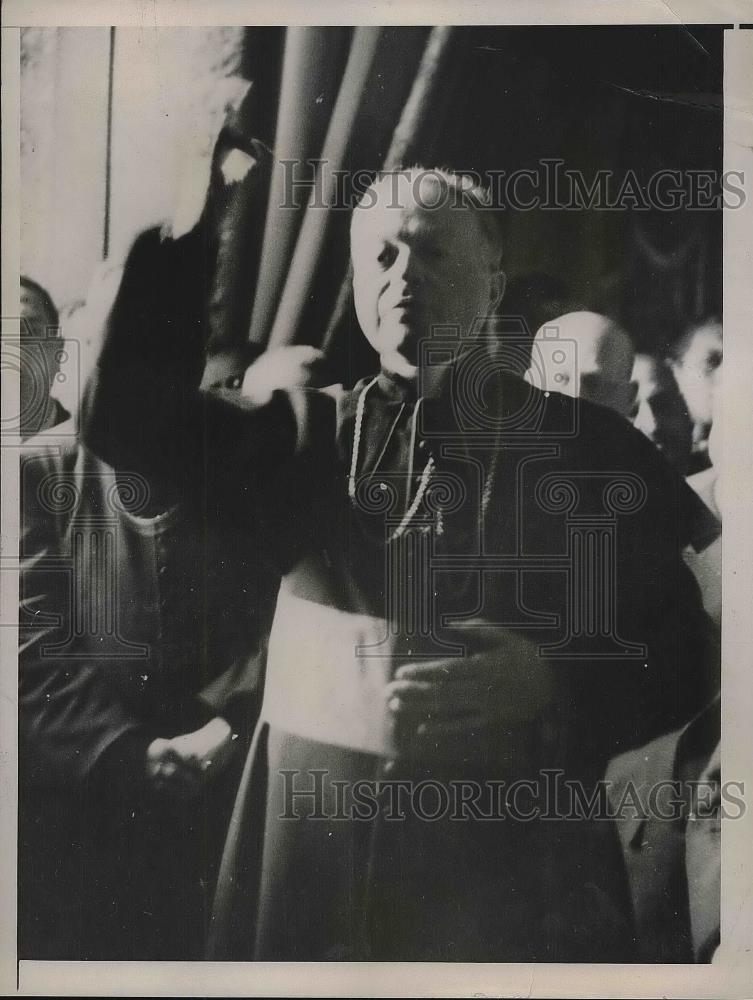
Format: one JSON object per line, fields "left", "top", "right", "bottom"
{"left": 489, "top": 268, "right": 507, "bottom": 312}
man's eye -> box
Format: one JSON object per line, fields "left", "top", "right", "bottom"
{"left": 377, "top": 246, "right": 397, "bottom": 267}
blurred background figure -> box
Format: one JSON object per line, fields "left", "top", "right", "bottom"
{"left": 684, "top": 378, "right": 723, "bottom": 630}
{"left": 632, "top": 352, "right": 693, "bottom": 476}
{"left": 669, "top": 318, "right": 723, "bottom": 474}
{"left": 605, "top": 372, "right": 722, "bottom": 966}
{"left": 606, "top": 688, "right": 721, "bottom": 963}
{"left": 18, "top": 328, "right": 270, "bottom": 960}
{"left": 19, "top": 277, "right": 70, "bottom": 438}
{"left": 526, "top": 310, "right": 637, "bottom": 419}
{"left": 607, "top": 385, "right": 722, "bottom": 963}
{"left": 19, "top": 361, "right": 269, "bottom": 962}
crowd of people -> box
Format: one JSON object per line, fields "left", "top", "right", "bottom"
{"left": 18, "top": 156, "right": 722, "bottom": 962}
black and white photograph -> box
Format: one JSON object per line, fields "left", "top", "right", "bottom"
{"left": 2, "top": 1, "right": 752, "bottom": 996}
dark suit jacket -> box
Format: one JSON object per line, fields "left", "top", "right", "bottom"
{"left": 606, "top": 695, "right": 721, "bottom": 963}
{"left": 19, "top": 419, "right": 269, "bottom": 784}
{"left": 18, "top": 419, "right": 273, "bottom": 959}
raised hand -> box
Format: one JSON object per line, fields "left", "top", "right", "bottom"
{"left": 241, "top": 345, "right": 329, "bottom": 404}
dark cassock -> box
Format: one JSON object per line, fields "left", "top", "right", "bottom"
{"left": 82, "top": 224, "right": 719, "bottom": 963}
{"left": 208, "top": 365, "right": 719, "bottom": 962}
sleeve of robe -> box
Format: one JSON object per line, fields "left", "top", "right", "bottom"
{"left": 79, "top": 224, "right": 338, "bottom": 532}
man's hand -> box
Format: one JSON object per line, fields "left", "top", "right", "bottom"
{"left": 146, "top": 738, "right": 202, "bottom": 799}
{"left": 146, "top": 717, "right": 237, "bottom": 798}
{"left": 168, "top": 716, "right": 236, "bottom": 775}
{"left": 383, "top": 628, "right": 554, "bottom": 743}
{"left": 241, "top": 346, "right": 328, "bottom": 405}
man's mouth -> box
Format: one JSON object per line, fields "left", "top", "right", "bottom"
{"left": 392, "top": 297, "right": 417, "bottom": 315}
{"left": 378, "top": 301, "right": 421, "bottom": 338}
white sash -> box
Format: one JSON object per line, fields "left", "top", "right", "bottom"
{"left": 261, "top": 579, "right": 399, "bottom": 756}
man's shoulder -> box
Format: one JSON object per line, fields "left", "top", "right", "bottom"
{"left": 20, "top": 418, "right": 117, "bottom": 497}
{"left": 502, "top": 377, "right": 720, "bottom": 551}
{"left": 498, "top": 374, "right": 667, "bottom": 468}
{"left": 21, "top": 418, "right": 80, "bottom": 471}
{"left": 496, "top": 372, "right": 635, "bottom": 441}
{"left": 563, "top": 392, "right": 655, "bottom": 462}
{"left": 605, "top": 728, "right": 684, "bottom": 798}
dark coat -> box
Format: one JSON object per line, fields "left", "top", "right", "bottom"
{"left": 18, "top": 419, "right": 271, "bottom": 959}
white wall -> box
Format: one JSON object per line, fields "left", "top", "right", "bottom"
{"left": 21, "top": 27, "right": 110, "bottom": 311}
{"left": 20, "top": 26, "right": 247, "bottom": 408}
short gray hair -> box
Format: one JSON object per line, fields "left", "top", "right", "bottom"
{"left": 352, "top": 166, "right": 503, "bottom": 269}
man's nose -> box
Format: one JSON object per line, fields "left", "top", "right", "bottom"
{"left": 392, "top": 245, "right": 420, "bottom": 289}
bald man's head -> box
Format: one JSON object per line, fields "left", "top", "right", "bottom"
{"left": 526, "top": 311, "right": 637, "bottom": 418}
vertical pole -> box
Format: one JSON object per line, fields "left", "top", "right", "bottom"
{"left": 103, "top": 26, "right": 115, "bottom": 260}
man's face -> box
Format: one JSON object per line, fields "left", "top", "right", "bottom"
{"left": 19, "top": 284, "right": 60, "bottom": 433}
{"left": 632, "top": 353, "right": 692, "bottom": 474}
{"left": 671, "top": 322, "right": 723, "bottom": 430}
{"left": 350, "top": 175, "right": 499, "bottom": 379}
